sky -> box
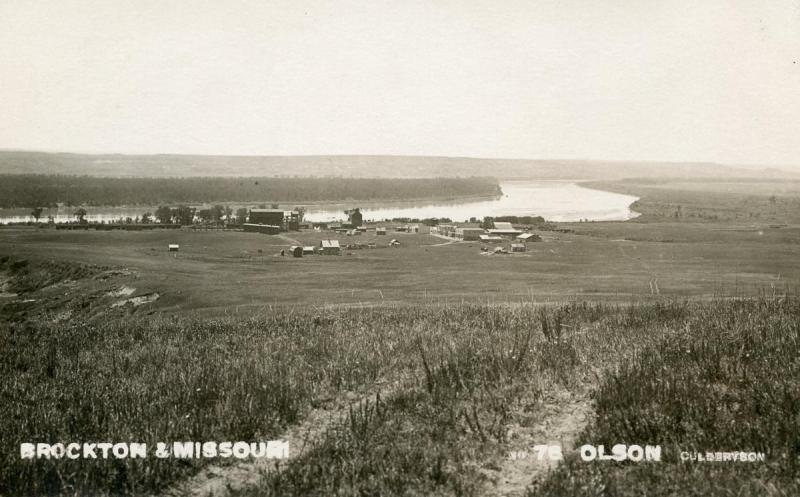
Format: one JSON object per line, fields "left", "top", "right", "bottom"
{"left": 1, "top": 0, "right": 799, "bottom": 167}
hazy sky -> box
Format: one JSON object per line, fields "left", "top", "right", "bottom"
{"left": 1, "top": 0, "right": 798, "bottom": 166}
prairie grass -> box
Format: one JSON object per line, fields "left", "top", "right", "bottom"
{"left": 0, "top": 255, "right": 106, "bottom": 294}
{"left": 537, "top": 296, "right": 800, "bottom": 496}
{"left": 2, "top": 297, "right": 797, "bottom": 495}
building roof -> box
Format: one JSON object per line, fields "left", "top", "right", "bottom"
{"left": 480, "top": 234, "right": 504, "bottom": 241}
{"left": 243, "top": 223, "right": 281, "bottom": 228}
{"left": 493, "top": 221, "right": 515, "bottom": 230}
{"left": 321, "top": 239, "right": 340, "bottom": 248}
{"left": 488, "top": 229, "right": 523, "bottom": 235}
{"left": 517, "top": 233, "right": 539, "bottom": 240}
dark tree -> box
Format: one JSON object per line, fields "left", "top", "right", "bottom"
{"left": 30, "top": 207, "right": 44, "bottom": 222}
{"left": 74, "top": 208, "right": 87, "bottom": 224}
{"left": 155, "top": 206, "right": 173, "bottom": 224}
{"left": 211, "top": 205, "right": 225, "bottom": 223}
{"left": 235, "top": 207, "right": 249, "bottom": 225}
{"left": 197, "top": 209, "right": 213, "bottom": 223}
{"left": 172, "top": 205, "right": 196, "bottom": 225}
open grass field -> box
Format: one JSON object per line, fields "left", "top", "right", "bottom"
{"left": 0, "top": 218, "right": 798, "bottom": 317}
{"left": 2, "top": 289, "right": 798, "bottom": 496}
{"left": 2, "top": 179, "right": 799, "bottom": 496}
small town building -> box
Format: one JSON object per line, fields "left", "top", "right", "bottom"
{"left": 302, "top": 246, "right": 316, "bottom": 255}
{"left": 320, "top": 239, "right": 341, "bottom": 255}
{"left": 479, "top": 234, "right": 504, "bottom": 242}
{"left": 168, "top": 244, "right": 179, "bottom": 252}
{"left": 285, "top": 211, "right": 301, "bottom": 231}
{"left": 511, "top": 243, "right": 526, "bottom": 252}
{"left": 376, "top": 227, "right": 387, "bottom": 235}
{"left": 248, "top": 209, "right": 284, "bottom": 227}
{"left": 489, "top": 221, "right": 524, "bottom": 237}
{"left": 488, "top": 228, "right": 524, "bottom": 238}
{"left": 516, "top": 232, "right": 542, "bottom": 242}
{"left": 456, "top": 228, "right": 485, "bottom": 241}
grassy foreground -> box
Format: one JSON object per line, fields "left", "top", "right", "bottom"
{"left": 537, "top": 296, "right": 800, "bottom": 496}
{"left": 2, "top": 293, "right": 799, "bottom": 495}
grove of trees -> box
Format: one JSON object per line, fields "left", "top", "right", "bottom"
{"left": 0, "top": 175, "right": 500, "bottom": 209}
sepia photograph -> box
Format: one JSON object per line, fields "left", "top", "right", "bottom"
{"left": 1, "top": 1, "right": 799, "bottom": 495}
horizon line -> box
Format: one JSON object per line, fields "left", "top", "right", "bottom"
{"left": 1, "top": 147, "right": 798, "bottom": 171}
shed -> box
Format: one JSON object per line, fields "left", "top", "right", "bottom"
{"left": 376, "top": 227, "right": 386, "bottom": 235}
{"left": 511, "top": 243, "right": 526, "bottom": 252}
{"left": 320, "top": 239, "right": 341, "bottom": 255}
{"left": 289, "top": 246, "right": 303, "bottom": 258}
{"left": 168, "top": 244, "right": 179, "bottom": 252}
{"left": 517, "top": 233, "right": 542, "bottom": 242}
{"left": 479, "top": 234, "right": 504, "bottom": 242}
{"left": 303, "top": 246, "right": 316, "bottom": 255}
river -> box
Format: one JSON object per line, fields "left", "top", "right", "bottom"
{"left": 303, "top": 181, "right": 638, "bottom": 223}
{"left": 0, "top": 181, "right": 638, "bottom": 224}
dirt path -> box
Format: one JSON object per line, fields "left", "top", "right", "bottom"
{"left": 488, "top": 389, "right": 593, "bottom": 497}
{"left": 425, "top": 232, "right": 464, "bottom": 247}
{"left": 427, "top": 239, "right": 460, "bottom": 247}
{"left": 164, "top": 380, "right": 400, "bottom": 497}
{"left": 617, "top": 245, "right": 662, "bottom": 296}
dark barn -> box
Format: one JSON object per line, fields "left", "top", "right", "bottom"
{"left": 249, "top": 209, "right": 285, "bottom": 227}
